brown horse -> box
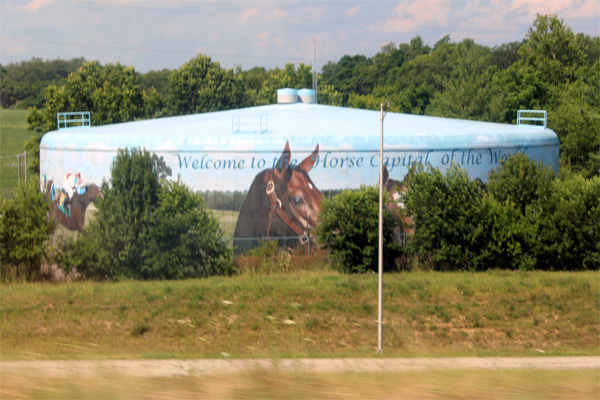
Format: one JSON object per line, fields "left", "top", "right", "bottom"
{"left": 234, "top": 141, "right": 322, "bottom": 253}
{"left": 45, "top": 180, "right": 103, "bottom": 232}
{"left": 382, "top": 166, "right": 414, "bottom": 245}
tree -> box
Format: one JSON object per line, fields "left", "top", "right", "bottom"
{"left": 427, "top": 39, "right": 497, "bottom": 120}
{"left": 519, "top": 14, "right": 586, "bottom": 86}
{"left": 25, "top": 61, "right": 146, "bottom": 175}
{"left": 27, "top": 61, "right": 144, "bottom": 133}
{"left": 144, "top": 179, "right": 231, "bottom": 279}
{"left": 247, "top": 63, "right": 313, "bottom": 106}
{"left": 537, "top": 172, "right": 600, "bottom": 269}
{"left": 486, "top": 153, "right": 556, "bottom": 214}
{"left": 404, "top": 163, "right": 488, "bottom": 271}
{"left": 0, "top": 57, "right": 85, "bottom": 109}
{"left": 83, "top": 148, "right": 161, "bottom": 279}
{"left": 167, "top": 55, "right": 247, "bottom": 115}
{"left": 316, "top": 186, "right": 401, "bottom": 273}
{"left": 0, "top": 177, "right": 56, "bottom": 280}
{"left": 61, "top": 148, "right": 232, "bottom": 280}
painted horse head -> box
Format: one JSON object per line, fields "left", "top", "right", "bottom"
{"left": 234, "top": 141, "right": 322, "bottom": 253}
{"left": 382, "top": 166, "right": 414, "bottom": 242}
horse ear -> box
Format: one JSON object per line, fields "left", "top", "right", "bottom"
{"left": 298, "top": 144, "right": 319, "bottom": 173}
{"left": 382, "top": 166, "right": 389, "bottom": 187}
{"left": 274, "top": 141, "right": 291, "bottom": 179}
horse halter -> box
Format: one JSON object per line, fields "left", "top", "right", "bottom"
{"left": 264, "top": 172, "right": 311, "bottom": 245}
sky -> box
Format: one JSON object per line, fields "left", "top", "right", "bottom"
{"left": 1, "top": 0, "right": 599, "bottom": 73}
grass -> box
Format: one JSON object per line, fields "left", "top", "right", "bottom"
{"left": 209, "top": 208, "right": 239, "bottom": 241}
{"left": 1, "top": 270, "right": 598, "bottom": 360}
{"left": 0, "top": 109, "right": 31, "bottom": 198}
{"left": 2, "top": 369, "right": 598, "bottom": 399}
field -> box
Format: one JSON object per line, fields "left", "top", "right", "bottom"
{"left": 0, "top": 109, "right": 31, "bottom": 198}
{"left": 2, "top": 270, "right": 598, "bottom": 360}
{"left": 210, "top": 208, "right": 240, "bottom": 241}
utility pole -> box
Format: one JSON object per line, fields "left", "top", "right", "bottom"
{"left": 378, "top": 96, "right": 391, "bottom": 353}
{"left": 312, "top": 39, "right": 317, "bottom": 104}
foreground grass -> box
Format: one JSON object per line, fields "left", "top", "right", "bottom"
{"left": 1, "top": 270, "right": 598, "bottom": 360}
{"left": 2, "top": 369, "right": 598, "bottom": 400}
{"left": 0, "top": 108, "right": 31, "bottom": 198}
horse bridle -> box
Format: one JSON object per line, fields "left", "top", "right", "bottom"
{"left": 264, "top": 172, "right": 311, "bottom": 245}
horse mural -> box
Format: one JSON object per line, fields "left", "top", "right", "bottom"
{"left": 234, "top": 141, "right": 322, "bottom": 253}
{"left": 44, "top": 179, "right": 103, "bottom": 232}
{"left": 382, "top": 166, "right": 414, "bottom": 245}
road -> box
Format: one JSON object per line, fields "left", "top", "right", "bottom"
{"left": 2, "top": 357, "right": 598, "bottom": 377}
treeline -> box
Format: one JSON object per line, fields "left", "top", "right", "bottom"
{"left": 3, "top": 14, "right": 598, "bottom": 178}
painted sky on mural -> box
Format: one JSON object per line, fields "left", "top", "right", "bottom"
{"left": 1, "top": 0, "right": 598, "bottom": 72}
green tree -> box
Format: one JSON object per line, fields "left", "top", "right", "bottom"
{"left": 549, "top": 72, "right": 600, "bottom": 177}
{"left": 144, "top": 179, "right": 232, "bottom": 279}
{"left": 427, "top": 39, "right": 498, "bottom": 120}
{"left": 404, "top": 164, "right": 488, "bottom": 271}
{"left": 519, "top": 14, "right": 586, "bottom": 86}
{"left": 484, "top": 155, "right": 557, "bottom": 270}
{"left": 486, "top": 153, "right": 556, "bottom": 214}
{"left": 316, "top": 186, "right": 401, "bottom": 273}
{"left": 248, "top": 63, "right": 313, "bottom": 105}
{"left": 0, "top": 57, "right": 85, "bottom": 109}
{"left": 0, "top": 177, "right": 56, "bottom": 280}
{"left": 27, "top": 61, "right": 144, "bottom": 133}
{"left": 83, "top": 148, "right": 160, "bottom": 279}
{"left": 61, "top": 149, "right": 231, "bottom": 280}
{"left": 25, "top": 61, "right": 145, "bottom": 175}
{"left": 316, "top": 83, "right": 343, "bottom": 106}
{"left": 537, "top": 172, "right": 600, "bottom": 269}
{"left": 168, "top": 55, "right": 247, "bottom": 115}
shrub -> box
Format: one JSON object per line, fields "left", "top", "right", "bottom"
{"left": 486, "top": 153, "right": 555, "bottom": 213}
{"left": 537, "top": 172, "right": 600, "bottom": 270}
{"left": 59, "top": 149, "right": 232, "bottom": 280}
{"left": 405, "top": 154, "right": 598, "bottom": 271}
{"left": 144, "top": 179, "right": 232, "bottom": 279}
{"left": 0, "top": 177, "right": 56, "bottom": 281}
{"left": 316, "top": 185, "right": 401, "bottom": 273}
{"left": 404, "top": 163, "right": 486, "bottom": 271}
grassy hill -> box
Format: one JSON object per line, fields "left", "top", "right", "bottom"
{"left": 0, "top": 109, "right": 31, "bottom": 198}
{"left": 2, "top": 270, "right": 598, "bottom": 360}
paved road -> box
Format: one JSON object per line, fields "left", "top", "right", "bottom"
{"left": 2, "top": 357, "right": 599, "bottom": 377}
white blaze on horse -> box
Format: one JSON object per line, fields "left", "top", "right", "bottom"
{"left": 234, "top": 141, "right": 322, "bottom": 253}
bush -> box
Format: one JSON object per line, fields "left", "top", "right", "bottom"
{"left": 405, "top": 155, "right": 598, "bottom": 271}
{"left": 143, "top": 179, "right": 232, "bottom": 279}
{"left": 486, "top": 153, "right": 555, "bottom": 213}
{"left": 537, "top": 172, "right": 600, "bottom": 269}
{"left": 0, "top": 177, "right": 56, "bottom": 281}
{"left": 59, "top": 149, "right": 232, "bottom": 280}
{"left": 404, "top": 163, "right": 487, "bottom": 271}
{"left": 316, "top": 185, "right": 401, "bottom": 273}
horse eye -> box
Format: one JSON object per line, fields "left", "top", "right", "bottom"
{"left": 291, "top": 196, "right": 304, "bottom": 206}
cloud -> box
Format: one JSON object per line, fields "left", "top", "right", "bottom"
{"left": 266, "top": 7, "right": 287, "bottom": 21}
{"left": 344, "top": 5, "right": 361, "bottom": 17}
{"left": 20, "top": 0, "right": 53, "bottom": 12}
{"left": 240, "top": 8, "right": 258, "bottom": 24}
{"left": 371, "top": 0, "right": 452, "bottom": 33}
